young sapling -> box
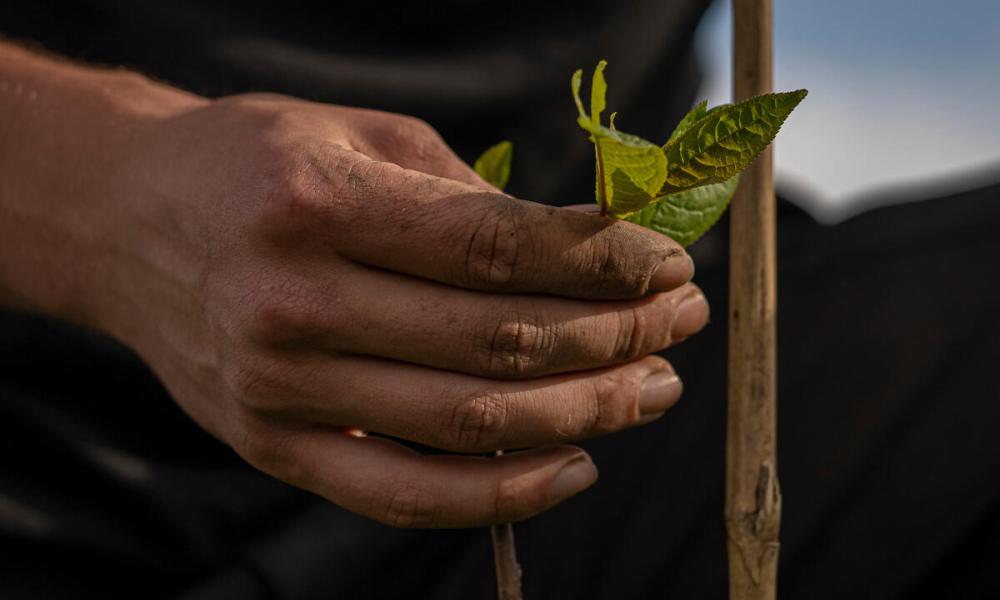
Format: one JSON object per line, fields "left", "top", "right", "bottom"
{"left": 472, "top": 61, "right": 805, "bottom": 599}
{"left": 477, "top": 61, "right": 805, "bottom": 248}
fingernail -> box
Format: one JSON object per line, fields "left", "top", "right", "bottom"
{"left": 671, "top": 291, "right": 709, "bottom": 340}
{"left": 648, "top": 254, "right": 694, "bottom": 293}
{"left": 548, "top": 455, "right": 598, "bottom": 502}
{"left": 639, "top": 371, "right": 683, "bottom": 416}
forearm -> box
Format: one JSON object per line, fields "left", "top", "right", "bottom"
{"left": 0, "top": 41, "right": 204, "bottom": 326}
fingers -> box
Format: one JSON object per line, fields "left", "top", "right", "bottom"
{"left": 232, "top": 353, "right": 682, "bottom": 454}
{"left": 334, "top": 272, "right": 707, "bottom": 379}
{"left": 294, "top": 153, "right": 693, "bottom": 300}
{"left": 236, "top": 426, "right": 597, "bottom": 527}
{"left": 253, "top": 261, "right": 708, "bottom": 379}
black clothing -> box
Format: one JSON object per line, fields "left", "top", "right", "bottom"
{"left": 2, "top": 2, "right": 999, "bottom": 599}
{"left": 0, "top": 0, "right": 709, "bottom": 203}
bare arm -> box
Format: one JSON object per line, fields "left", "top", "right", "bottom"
{"left": 0, "top": 42, "right": 708, "bottom": 527}
{"left": 0, "top": 42, "right": 204, "bottom": 320}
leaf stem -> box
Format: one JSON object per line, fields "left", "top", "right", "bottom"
{"left": 594, "top": 139, "right": 609, "bottom": 217}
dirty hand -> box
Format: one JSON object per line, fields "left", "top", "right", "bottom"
{"left": 4, "top": 65, "right": 709, "bottom": 526}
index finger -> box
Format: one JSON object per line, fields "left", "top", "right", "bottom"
{"left": 290, "top": 150, "right": 693, "bottom": 299}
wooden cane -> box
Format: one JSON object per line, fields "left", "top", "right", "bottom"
{"left": 727, "top": 1, "right": 782, "bottom": 598}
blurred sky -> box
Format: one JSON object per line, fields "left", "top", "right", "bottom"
{"left": 696, "top": 0, "right": 1000, "bottom": 222}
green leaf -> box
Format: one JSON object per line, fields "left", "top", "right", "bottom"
{"left": 665, "top": 100, "right": 708, "bottom": 146}
{"left": 590, "top": 60, "right": 608, "bottom": 128}
{"left": 659, "top": 90, "right": 807, "bottom": 195}
{"left": 626, "top": 175, "right": 740, "bottom": 247}
{"left": 592, "top": 127, "right": 667, "bottom": 217}
{"left": 571, "top": 69, "right": 586, "bottom": 120}
{"left": 571, "top": 61, "right": 667, "bottom": 216}
{"left": 473, "top": 140, "right": 513, "bottom": 191}
{"left": 571, "top": 65, "right": 608, "bottom": 210}
{"left": 570, "top": 60, "right": 804, "bottom": 236}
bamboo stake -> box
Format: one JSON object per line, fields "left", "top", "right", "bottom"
{"left": 727, "top": 1, "right": 782, "bottom": 599}
{"left": 490, "top": 450, "right": 523, "bottom": 600}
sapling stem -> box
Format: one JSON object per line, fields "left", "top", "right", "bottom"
{"left": 489, "top": 450, "right": 524, "bottom": 600}
{"left": 726, "top": 1, "right": 782, "bottom": 599}
{"left": 594, "top": 143, "right": 609, "bottom": 217}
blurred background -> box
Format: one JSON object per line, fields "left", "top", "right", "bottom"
{"left": 698, "top": 0, "right": 1000, "bottom": 222}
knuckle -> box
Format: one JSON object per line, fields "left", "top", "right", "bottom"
{"left": 478, "top": 309, "right": 556, "bottom": 377}
{"left": 225, "top": 355, "right": 295, "bottom": 413}
{"left": 328, "top": 159, "right": 393, "bottom": 221}
{"left": 394, "top": 115, "right": 437, "bottom": 139}
{"left": 209, "top": 95, "right": 294, "bottom": 138}
{"left": 216, "top": 92, "right": 294, "bottom": 114}
{"left": 448, "top": 392, "right": 512, "bottom": 452}
{"left": 582, "top": 374, "right": 636, "bottom": 435}
{"left": 464, "top": 198, "right": 532, "bottom": 288}
{"left": 373, "top": 484, "right": 439, "bottom": 528}
{"left": 366, "top": 114, "right": 446, "bottom": 160}
{"left": 494, "top": 475, "right": 530, "bottom": 522}
{"left": 244, "top": 282, "right": 333, "bottom": 346}
{"left": 257, "top": 144, "right": 374, "bottom": 237}
{"left": 263, "top": 105, "right": 310, "bottom": 133}
{"left": 609, "top": 306, "right": 651, "bottom": 362}
{"left": 265, "top": 171, "right": 319, "bottom": 224}
{"left": 255, "top": 147, "right": 329, "bottom": 230}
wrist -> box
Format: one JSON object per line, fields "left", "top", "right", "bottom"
{"left": 0, "top": 43, "right": 206, "bottom": 332}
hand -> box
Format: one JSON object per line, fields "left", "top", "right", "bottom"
{"left": 97, "top": 93, "right": 709, "bottom": 528}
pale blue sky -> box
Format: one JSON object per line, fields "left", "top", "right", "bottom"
{"left": 697, "top": 0, "right": 1000, "bottom": 221}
